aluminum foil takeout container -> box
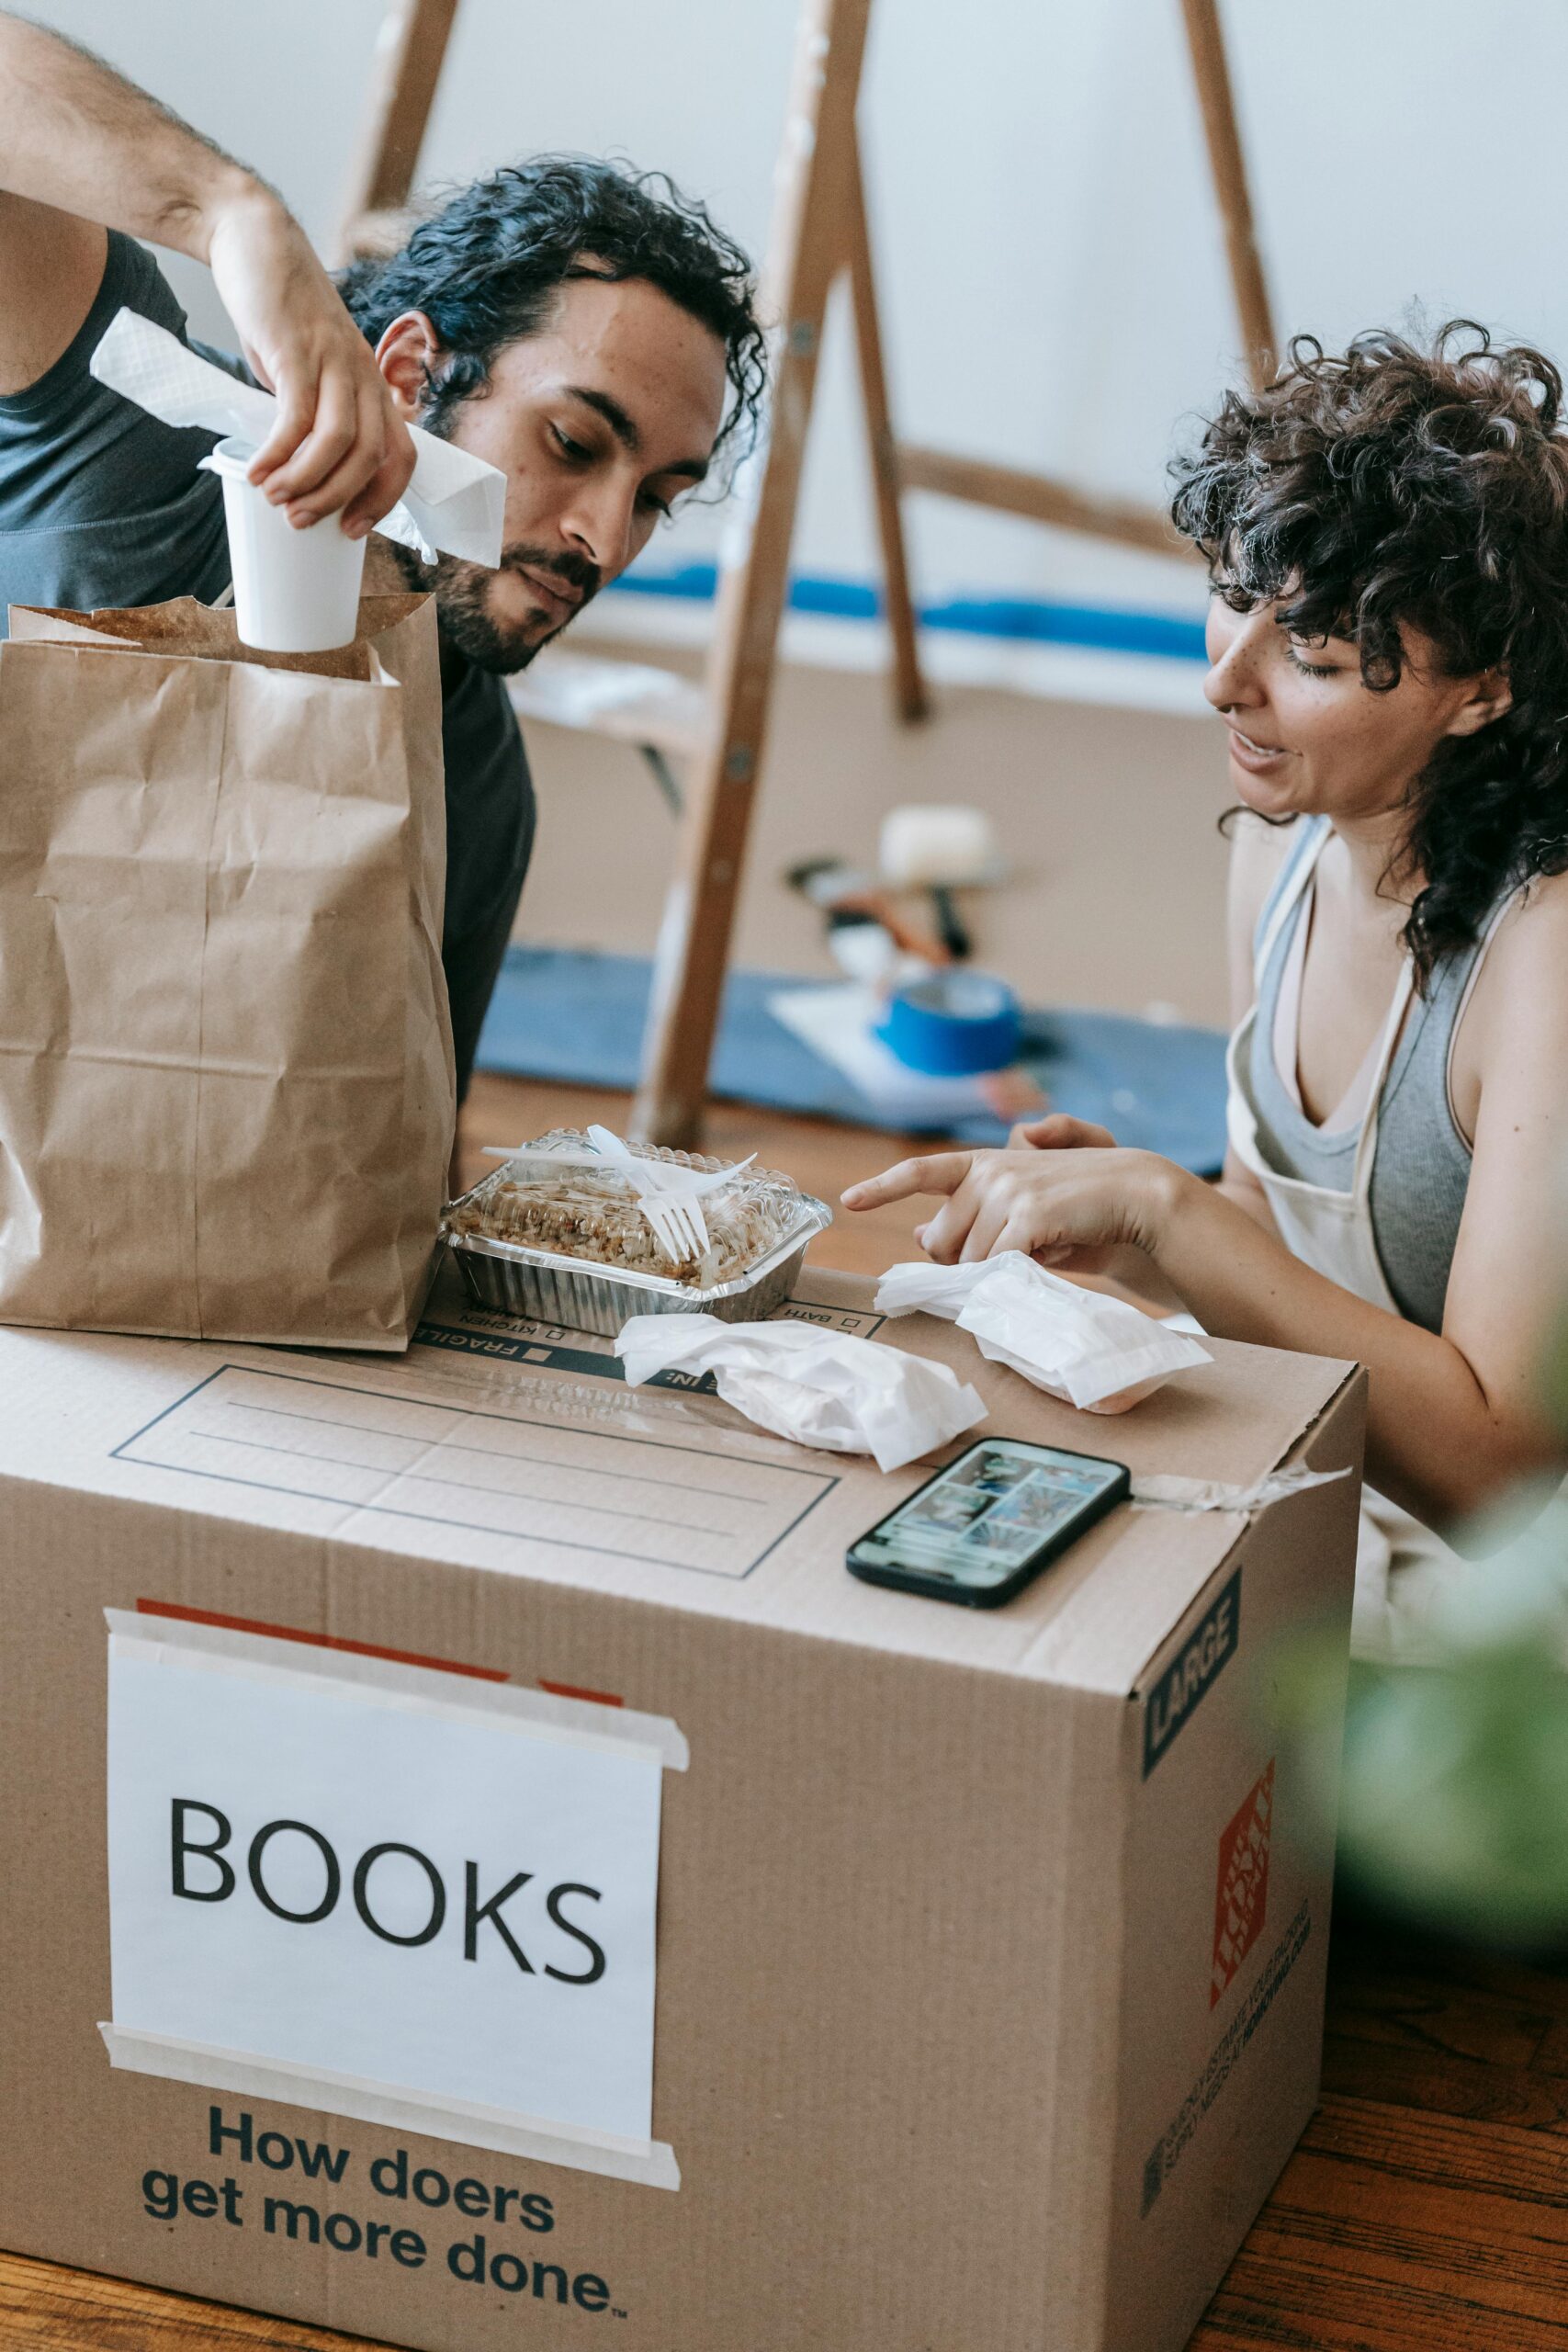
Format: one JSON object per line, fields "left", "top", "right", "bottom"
{"left": 439, "top": 1131, "right": 833, "bottom": 1339}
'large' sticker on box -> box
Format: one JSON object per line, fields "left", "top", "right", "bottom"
{"left": 100, "top": 1610, "right": 684, "bottom": 2189}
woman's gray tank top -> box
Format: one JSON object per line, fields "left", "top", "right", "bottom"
{"left": 1235, "top": 816, "right": 1516, "bottom": 1334}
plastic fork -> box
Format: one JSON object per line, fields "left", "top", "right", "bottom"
{"left": 590, "top": 1129, "right": 756, "bottom": 1204}
{"left": 587, "top": 1126, "right": 760, "bottom": 1264}
{"left": 633, "top": 1148, "right": 758, "bottom": 1245}
{"left": 478, "top": 1135, "right": 755, "bottom": 1265}
{"left": 581, "top": 1127, "right": 706, "bottom": 1263}
{"left": 645, "top": 1185, "right": 707, "bottom": 1266}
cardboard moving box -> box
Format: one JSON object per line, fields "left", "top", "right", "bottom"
{"left": 0, "top": 1263, "right": 1363, "bottom": 2352}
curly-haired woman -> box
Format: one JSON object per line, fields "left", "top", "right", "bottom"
{"left": 845, "top": 325, "right": 1568, "bottom": 1657}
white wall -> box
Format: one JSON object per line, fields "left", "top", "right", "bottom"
{"left": 24, "top": 0, "right": 1568, "bottom": 629}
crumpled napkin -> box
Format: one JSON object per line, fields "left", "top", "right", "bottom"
{"left": 89, "top": 307, "right": 506, "bottom": 568}
{"left": 615, "top": 1314, "right": 987, "bottom": 1473}
{"left": 874, "top": 1252, "right": 1212, "bottom": 1413}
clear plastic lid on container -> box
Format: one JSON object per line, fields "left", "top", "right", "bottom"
{"left": 442, "top": 1129, "right": 819, "bottom": 1289}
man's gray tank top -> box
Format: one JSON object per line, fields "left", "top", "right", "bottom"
{"left": 1235, "top": 815, "right": 1517, "bottom": 1334}
{"left": 0, "top": 231, "right": 230, "bottom": 622}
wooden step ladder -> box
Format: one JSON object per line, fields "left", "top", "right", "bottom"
{"left": 341, "top": 0, "right": 1273, "bottom": 1146}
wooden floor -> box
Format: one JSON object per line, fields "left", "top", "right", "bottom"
{"left": 7, "top": 1078, "right": 1563, "bottom": 2351}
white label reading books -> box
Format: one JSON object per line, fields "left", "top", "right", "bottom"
{"left": 101, "top": 1611, "right": 685, "bottom": 2188}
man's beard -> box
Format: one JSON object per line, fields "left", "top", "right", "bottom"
{"left": 390, "top": 541, "right": 602, "bottom": 674}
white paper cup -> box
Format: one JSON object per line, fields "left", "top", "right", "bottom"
{"left": 199, "top": 436, "right": 367, "bottom": 652}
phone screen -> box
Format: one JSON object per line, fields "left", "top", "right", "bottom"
{"left": 850, "top": 1439, "right": 1125, "bottom": 1591}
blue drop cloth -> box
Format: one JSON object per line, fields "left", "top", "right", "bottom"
{"left": 476, "top": 948, "right": 1229, "bottom": 1176}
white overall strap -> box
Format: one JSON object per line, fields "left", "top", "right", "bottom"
{"left": 1252, "top": 820, "right": 1332, "bottom": 990}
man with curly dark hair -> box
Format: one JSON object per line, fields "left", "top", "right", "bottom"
{"left": 0, "top": 13, "right": 765, "bottom": 1096}
{"left": 334, "top": 161, "right": 762, "bottom": 1088}
{"left": 847, "top": 323, "right": 1568, "bottom": 1657}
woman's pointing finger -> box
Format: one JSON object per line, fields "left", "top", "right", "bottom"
{"left": 840, "top": 1151, "right": 976, "bottom": 1210}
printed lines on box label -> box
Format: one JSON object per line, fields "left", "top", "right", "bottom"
{"left": 113, "top": 1365, "right": 835, "bottom": 1577}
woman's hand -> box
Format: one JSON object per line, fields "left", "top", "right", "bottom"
{"left": 991, "top": 1115, "right": 1122, "bottom": 1271}
{"left": 1007, "top": 1112, "right": 1118, "bottom": 1153}
{"left": 840, "top": 1143, "right": 1192, "bottom": 1274}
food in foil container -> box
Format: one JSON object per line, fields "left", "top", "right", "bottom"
{"left": 443, "top": 1130, "right": 807, "bottom": 1287}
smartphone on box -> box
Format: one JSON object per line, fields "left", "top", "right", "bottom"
{"left": 846, "top": 1437, "right": 1129, "bottom": 1608}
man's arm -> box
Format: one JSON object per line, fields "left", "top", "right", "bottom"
{"left": 0, "top": 12, "right": 412, "bottom": 530}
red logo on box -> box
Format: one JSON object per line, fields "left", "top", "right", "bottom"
{"left": 1211, "top": 1760, "right": 1274, "bottom": 2007}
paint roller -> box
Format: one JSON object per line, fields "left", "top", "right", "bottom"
{"left": 784, "top": 857, "right": 953, "bottom": 975}
{"left": 876, "top": 805, "right": 1006, "bottom": 961}
{"left": 787, "top": 804, "right": 1007, "bottom": 975}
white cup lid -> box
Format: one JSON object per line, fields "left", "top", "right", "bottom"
{"left": 197, "top": 435, "right": 261, "bottom": 484}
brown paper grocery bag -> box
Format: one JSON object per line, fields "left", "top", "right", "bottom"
{"left": 0, "top": 594, "right": 455, "bottom": 1348}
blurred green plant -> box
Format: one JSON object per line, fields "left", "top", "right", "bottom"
{"left": 1276, "top": 1483, "right": 1568, "bottom": 1947}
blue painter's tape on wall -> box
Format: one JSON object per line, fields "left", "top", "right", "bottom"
{"left": 606, "top": 561, "right": 1208, "bottom": 663}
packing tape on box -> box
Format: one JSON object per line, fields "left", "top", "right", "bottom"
{"left": 107, "top": 1608, "right": 689, "bottom": 1772}
{"left": 96, "top": 2027, "right": 681, "bottom": 2189}
{"left": 874, "top": 970, "right": 1022, "bottom": 1076}
{"left": 1132, "top": 1464, "right": 1350, "bottom": 1514}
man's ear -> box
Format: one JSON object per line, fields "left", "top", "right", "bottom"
{"left": 375, "top": 311, "right": 445, "bottom": 422}
{"left": 1446, "top": 667, "right": 1513, "bottom": 738}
